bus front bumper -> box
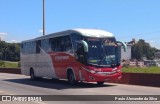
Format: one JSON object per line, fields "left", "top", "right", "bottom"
{"left": 84, "top": 71, "right": 122, "bottom": 82}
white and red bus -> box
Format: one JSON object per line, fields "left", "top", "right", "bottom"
{"left": 20, "top": 29, "right": 126, "bottom": 85}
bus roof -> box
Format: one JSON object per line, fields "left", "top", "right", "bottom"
{"left": 72, "top": 28, "right": 114, "bottom": 38}
{"left": 21, "top": 28, "right": 114, "bottom": 43}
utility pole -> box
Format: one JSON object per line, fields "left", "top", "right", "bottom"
{"left": 43, "top": 0, "right": 45, "bottom": 36}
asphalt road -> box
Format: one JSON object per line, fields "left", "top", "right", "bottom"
{"left": 0, "top": 73, "right": 159, "bottom": 104}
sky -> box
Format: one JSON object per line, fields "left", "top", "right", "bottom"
{"left": 0, "top": 0, "right": 160, "bottom": 49}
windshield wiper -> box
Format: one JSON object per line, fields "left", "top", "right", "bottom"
{"left": 88, "top": 62, "right": 110, "bottom": 68}
{"left": 99, "top": 45, "right": 116, "bottom": 67}
{"left": 98, "top": 45, "right": 110, "bottom": 66}
{"left": 98, "top": 53, "right": 106, "bottom": 66}
{"left": 106, "top": 53, "right": 116, "bottom": 68}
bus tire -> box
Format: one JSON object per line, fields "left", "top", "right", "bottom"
{"left": 30, "top": 69, "right": 36, "bottom": 80}
{"left": 67, "top": 70, "right": 76, "bottom": 85}
{"left": 97, "top": 81, "right": 104, "bottom": 86}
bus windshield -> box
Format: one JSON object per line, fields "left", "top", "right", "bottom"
{"left": 85, "top": 37, "right": 119, "bottom": 67}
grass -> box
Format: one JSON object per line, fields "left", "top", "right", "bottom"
{"left": 122, "top": 67, "right": 160, "bottom": 74}
{"left": 0, "top": 60, "right": 19, "bottom": 68}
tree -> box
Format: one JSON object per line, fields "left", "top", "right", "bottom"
{"left": 131, "top": 39, "right": 157, "bottom": 60}
{"left": 0, "top": 41, "right": 20, "bottom": 61}
{"left": 131, "top": 42, "right": 143, "bottom": 60}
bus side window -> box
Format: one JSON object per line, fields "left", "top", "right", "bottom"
{"left": 24, "top": 43, "right": 26, "bottom": 54}
{"left": 49, "top": 37, "right": 59, "bottom": 52}
{"left": 65, "top": 36, "right": 72, "bottom": 52}
{"left": 60, "top": 36, "right": 65, "bottom": 51}
{"left": 61, "top": 35, "right": 72, "bottom": 52}
{"left": 70, "top": 33, "right": 83, "bottom": 53}
{"left": 49, "top": 38, "right": 54, "bottom": 51}
{"left": 20, "top": 44, "right": 24, "bottom": 53}
{"left": 36, "top": 40, "right": 41, "bottom": 53}
{"left": 49, "top": 35, "right": 72, "bottom": 52}
{"left": 21, "top": 44, "right": 23, "bottom": 49}
{"left": 41, "top": 39, "right": 50, "bottom": 52}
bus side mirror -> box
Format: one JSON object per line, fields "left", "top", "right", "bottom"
{"left": 116, "top": 41, "right": 127, "bottom": 52}
{"left": 76, "top": 44, "right": 85, "bottom": 63}
{"left": 115, "top": 46, "right": 121, "bottom": 66}
{"left": 77, "top": 40, "right": 88, "bottom": 52}
{"left": 76, "top": 40, "right": 88, "bottom": 63}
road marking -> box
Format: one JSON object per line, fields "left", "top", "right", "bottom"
{"left": 8, "top": 93, "right": 15, "bottom": 95}
{"left": 34, "top": 101, "right": 47, "bottom": 104}
{"left": 107, "top": 93, "right": 115, "bottom": 95}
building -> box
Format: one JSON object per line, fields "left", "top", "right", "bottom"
{"left": 121, "top": 44, "right": 132, "bottom": 61}
{"left": 155, "top": 52, "right": 160, "bottom": 60}
{"left": 120, "top": 38, "right": 137, "bottom": 61}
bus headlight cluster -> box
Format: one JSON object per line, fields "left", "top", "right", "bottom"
{"left": 82, "top": 67, "right": 96, "bottom": 74}
{"left": 117, "top": 69, "right": 121, "bottom": 72}
{"left": 116, "top": 68, "right": 122, "bottom": 72}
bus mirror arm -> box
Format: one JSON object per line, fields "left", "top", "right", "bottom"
{"left": 76, "top": 40, "right": 88, "bottom": 52}
{"left": 116, "top": 41, "right": 127, "bottom": 52}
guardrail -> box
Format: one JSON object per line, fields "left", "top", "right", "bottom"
{"left": 0, "top": 68, "right": 21, "bottom": 74}
{"left": 113, "top": 73, "right": 160, "bottom": 87}
{"left": 0, "top": 68, "right": 160, "bottom": 87}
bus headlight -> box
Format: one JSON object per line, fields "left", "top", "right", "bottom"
{"left": 117, "top": 69, "right": 121, "bottom": 72}
{"left": 90, "top": 70, "right": 96, "bottom": 74}
{"left": 82, "top": 67, "right": 96, "bottom": 74}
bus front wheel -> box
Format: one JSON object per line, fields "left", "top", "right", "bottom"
{"left": 67, "top": 71, "right": 76, "bottom": 85}
{"left": 97, "top": 81, "right": 104, "bottom": 86}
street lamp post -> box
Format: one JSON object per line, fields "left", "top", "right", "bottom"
{"left": 43, "top": 0, "right": 45, "bottom": 36}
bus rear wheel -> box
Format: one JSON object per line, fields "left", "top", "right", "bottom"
{"left": 97, "top": 81, "right": 104, "bottom": 86}
{"left": 30, "top": 69, "right": 36, "bottom": 80}
{"left": 67, "top": 71, "right": 76, "bottom": 85}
